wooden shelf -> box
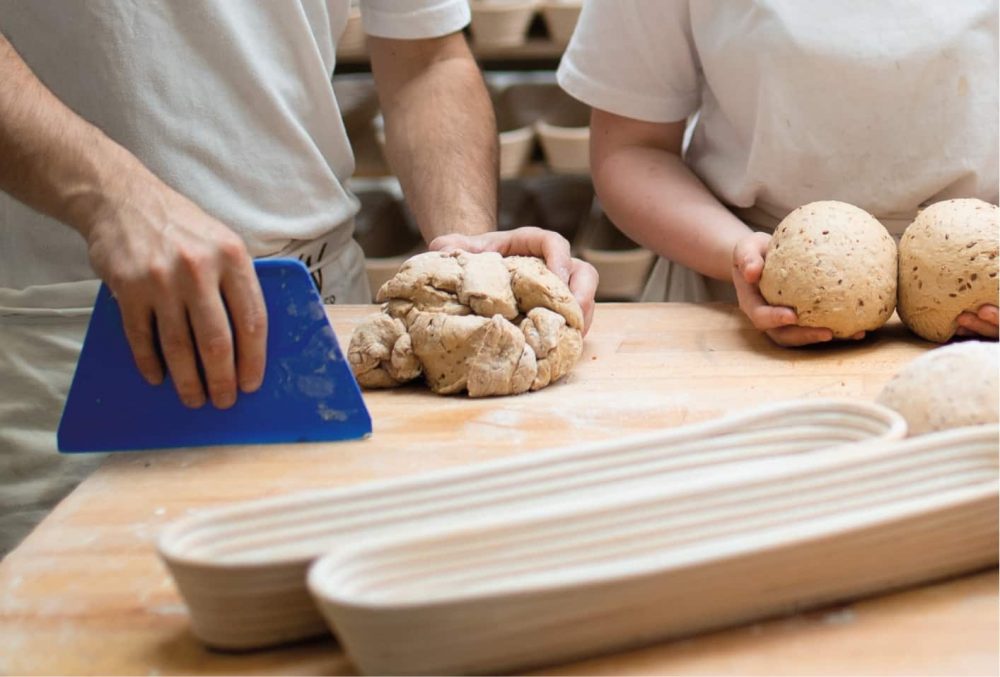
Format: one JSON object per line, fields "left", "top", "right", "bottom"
{"left": 474, "top": 38, "right": 566, "bottom": 60}
{"left": 336, "top": 38, "right": 565, "bottom": 73}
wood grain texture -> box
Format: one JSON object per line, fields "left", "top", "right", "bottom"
{"left": 0, "top": 303, "right": 996, "bottom": 676}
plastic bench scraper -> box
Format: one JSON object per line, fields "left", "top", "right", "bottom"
{"left": 57, "top": 259, "right": 372, "bottom": 452}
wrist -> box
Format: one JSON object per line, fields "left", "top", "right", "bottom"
{"left": 69, "top": 149, "right": 161, "bottom": 241}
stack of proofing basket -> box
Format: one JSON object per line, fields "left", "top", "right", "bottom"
{"left": 158, "top": 398, "right": 999, "bottom": 675}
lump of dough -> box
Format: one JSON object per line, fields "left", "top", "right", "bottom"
{"left": 467, "top": 316, "right": 537, "bottom": 397}
{"left": 897, "top": 199, "right": 999, "bottom": 343}
{"left": 456, "top": 252, "right": 519, "bottom": 320}
{"left": 348, "top": 314, "right": 422, "bottom": 388}
{"left": 506, "top": 256, "right": 584, "bottom": 331}
{"left": 348, "top": 251, "right": 585, "bottom": 397}
{"left": 409, "top": 312, "right": 491, "bottom": 394}
{"left": 759, "top": 201, "right": 897, "bottom": 339}
{"left": 376, "top": 251, "right": 465, "bottom": 312}
{"left": 876, "top": 341, "right": 999, "bottom": 436}
{"left": 520, "top": 307, "right": 582, "bottom": 390}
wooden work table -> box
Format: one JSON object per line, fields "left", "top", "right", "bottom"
{"left": 1, "top": 303, "right": 996, "bottom": 676}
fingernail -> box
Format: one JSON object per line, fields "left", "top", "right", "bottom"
{"left": 240, "top": 378, "right": 262, "bottom": 393}
{"left": 216, "top": 392, "right": 236, "bottom": 410}
{"left": 183, "top": 395, "right": 205, "bottom": 409}
{"left": 557, "top": 265, "right": 570, "bottom": 283}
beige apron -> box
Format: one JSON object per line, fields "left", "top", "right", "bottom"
{"left": 0, "top": 230, "right": 369, "bottom": 557}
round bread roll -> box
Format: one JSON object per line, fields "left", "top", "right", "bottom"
{"left": 759, "top": 201, "right": 897, "bottom": 338}
{"left": 897, "top": 198, "right": 999, "bottom": 343}
{"left": 876, "top": 341, "right": 999, "bottom": 436}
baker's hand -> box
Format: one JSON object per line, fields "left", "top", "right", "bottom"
{"left": 84, "top": 181, "right": 267, "bottom": 409}
{"left": 732, "top": 233, "right": 864, "bottom": 347}
{"left": 956, "top": 305, "right": 999, "bottom": 339}
{"left": 428, "top": 226, "right": 598, "bottom": 334}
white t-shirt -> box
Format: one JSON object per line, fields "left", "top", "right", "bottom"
{"left": 0, "top": 0, "right": 470, "bottom": 290}
{"left": 558, "top": 0, "right": 999, "bottom": 233}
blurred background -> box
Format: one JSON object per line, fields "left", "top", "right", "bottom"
{"left": 335, "top": 0, "right": 657, "bottom": 302}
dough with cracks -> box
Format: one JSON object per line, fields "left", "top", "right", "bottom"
{"left": 349, "top": 251, "right": 584, "bottom": 396}
{"left": 759, "top": 201, "right": 897, "bottom": 338}
{"left": 876, "top": 341, "right": 999, "bottom": 435}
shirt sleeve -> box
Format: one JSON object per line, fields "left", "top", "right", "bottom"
{"left": 359, "top": 0, "right": 470, "bottom": 40}
{"left": 556, "top": 0, "right": 701, "bottom": 123}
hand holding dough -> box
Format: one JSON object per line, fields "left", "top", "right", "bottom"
{"left": 897, "top": 199, "right": 999, "bottom": 343}
{"left": 348, "top": 251, "right": 585, "bottom": 396}
{"left": 759, "top": 201, "right": 897, "bottom": 339}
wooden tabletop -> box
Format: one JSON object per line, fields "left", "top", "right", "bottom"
{"left": 1, "top": 303, "right": 996, "bottom": 676}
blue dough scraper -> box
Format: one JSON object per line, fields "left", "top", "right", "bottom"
{"left": 58, "top": 259, "right": 371, "bottom": 452}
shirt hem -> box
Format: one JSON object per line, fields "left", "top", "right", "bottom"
{"left": 361, "top": 0, "right": 470, "bottom": 40}
{"left": 557, "top": 58, "right": 698, "bottom": 124}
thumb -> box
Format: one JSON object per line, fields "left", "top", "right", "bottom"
{"left": 734, "top": 243, "right": 764, "bottom": 284}
{"left": 429, "top": 234, "right": 476, "bottom": 253}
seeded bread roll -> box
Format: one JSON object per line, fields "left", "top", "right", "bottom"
{"left": 759, "top": 201, "right": 897, "bottom": 338}
{"left": 897, "top": 199, "right": 999, "bottom": 343}
{"left": 876, "top": 341, "right": 999, "bottom": 436}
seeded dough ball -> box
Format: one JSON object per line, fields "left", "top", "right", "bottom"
{"left": 759, "top": 201, "right": 897, "bottom": 338}
{"left": 897, "top": 199, "right": 999, "bottom": 343}
{"left": 876, "top": 341, "right": 999, "bottom": 436}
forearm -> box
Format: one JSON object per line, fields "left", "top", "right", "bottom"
{"left": 370, "top": 34, "right": 497, "bottom": 241}
{"left": 590, "top": 110, "right": 751, "bottom": 282}
{"left": 0, "top": 33, "right": 166, "bottom": 238}
{"left": 595, "top": 146, "right": 750, "bottom": 281}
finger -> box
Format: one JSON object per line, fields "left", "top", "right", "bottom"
{"left": 187, "top": 291, "right": 238, "bottom": 410}
{"left": 475, "top": 226, "right": 571, "bottom": 283}
{"left": 742, "top": 258, "right": 763, "bottom": 284}
{"left": 118, "top": 301, "right": 164, "bottom": 385}
{"left": 850, "top": 331, "right": 866, "bottom": 340}
{"left": 432, "top": 227, "right": 575, "bottom": 284}
{"left": 428, "top": 233, "right": 485, "bottom": 254}
{"left": 766, "top": 325, "right": 834, "bottom": 347}
{"left": 496, "top": 227, "right": 572, "bottom": 283}
{"left": 977, "top": 304, "right": 999, "bottom": 325}
{"left": 567, "top": 258, "right": 599, "bottom": 335}
{"left": 731, "top": 266, "right": 797, "bottom": 330}
{"left": 734, "top": 278, "right": 797, "bottom": 329}
{"left": 734, "top": 245, "right": 764, "bottom": 284}
{"left": 733, "top": 233, "right": 770, "bottom": 284}
{"left": 748, "top": 303, "right": 798, "bottom": 331}
{"left": 154, "top": 302, "right": 206, "bottom": 408}
{"left": 222, "top": 261, "right": 269, "bottom": 393}
{"left": 957, "top": 311, "right": 999, "bottom": 339}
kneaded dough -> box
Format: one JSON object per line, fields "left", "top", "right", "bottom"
{"left": 897, "top": 199, "right": 1000, "bottom": 343}
{"left": 347, "top": 314, "right": 421, "bottom": 389}
{"left": 876, "top": 341, "right": 999, "bottom": 436}
{"left": 349, "top": 251, "right": 585, "bottom": 397}
{"left": 759, "top": 201, "right": 897, "bottom": 338}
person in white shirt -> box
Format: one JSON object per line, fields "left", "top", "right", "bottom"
{"left": 558, "top": 0, "right": 998, "bottom": 346}
{"left": 0, "top": 0, "right": 598, "bottom": 555}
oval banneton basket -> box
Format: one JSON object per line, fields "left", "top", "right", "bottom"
{"left": 158, "top": 399, "right": 904, "bottom": 650}
{"left": 309, "top": 424, "right": 999, "bottom": 676}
